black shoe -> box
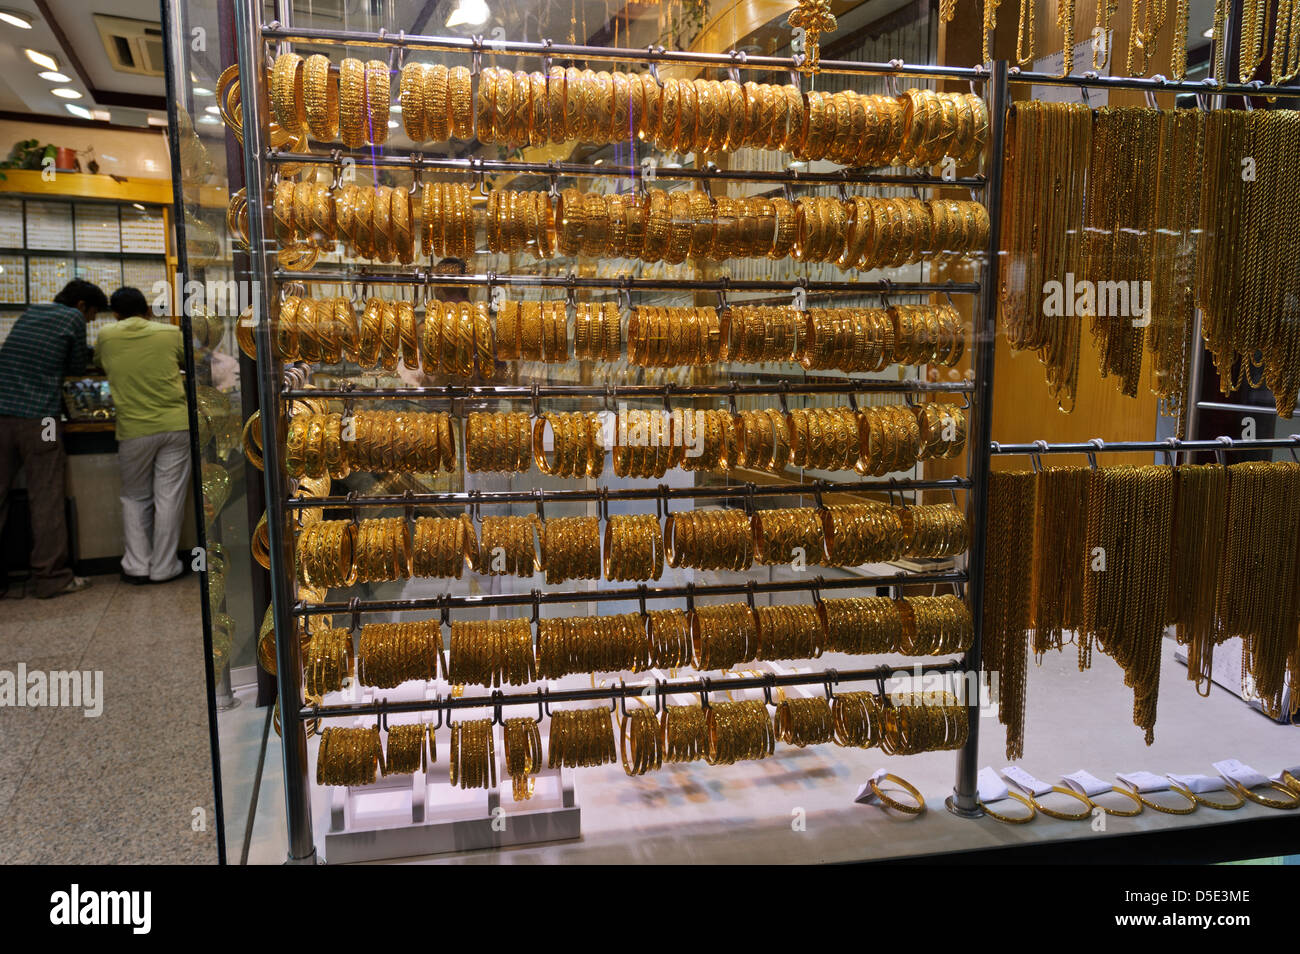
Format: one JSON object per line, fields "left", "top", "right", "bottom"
{"left": 120, "top": 571, "right": 149, "bottom": 585}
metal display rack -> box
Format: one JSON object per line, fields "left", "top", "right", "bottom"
{"left": 234, "top": 0, "right": 1008, "bottom": 865}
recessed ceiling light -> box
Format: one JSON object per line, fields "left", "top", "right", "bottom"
{"left": 51, "top": 88, "right": 81, "bottom": 99}
{"left": 65, "top": 103, "right": 91, "bottom": 119}
{"left": 38, "top": 70, "right": 70, "bottom": 82}
{"left": 0, "top": 10, "right": 34, "bottom": 28}
{"left": 131, "top": 203, "right": 145, "bottom": 211}
{"left": 24, "top": 49, "right": 59, "bottom": 71}
{"left": 1202, "top": 27, "right": 1215, "bottom": 38}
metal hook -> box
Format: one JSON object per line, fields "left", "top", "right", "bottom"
{"left": 699, "top": 676, "right": 711, "bottom": 710}
{"left": 637, "top": 582, "right": 648, "bottom": 618}
{"left": 657, "top": 483, "right": 671, "bottom": 521}
{"left": 1031, "top": 438, "right": 1048, "bottom": 474}
{"left": 618, "top": 680, "right": 630, "bottom": 718}
{"left": 824, "top": 669, "right": 839, "bottom": 701}
{"left": 1215, "top": 434, "right": 1232, "bottom": 466}
{"left": 685, "top": 581, "right": 696, "bottom": 616}
{"left": 1086, "top": 437, "right": 1104, "bottom": 470}
{"left": 531, "top": 588, "right": 541, "bottom": 624}
{"left": 491, "top": 689, "right": 503, "bottom": 725}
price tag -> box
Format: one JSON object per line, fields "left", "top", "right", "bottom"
{"left": 1167, "top": 773, "right": 1228, "bottom": 794}
{"left": 1213, "top": 758, "right": 1267, "bottom": 789}
{"left": 1002, "top": 765, "right": 1052, "bottom": 796}
{"left": 1061, "top": 769, "right": 1111, "bottom": 797}
{"left": 1116, "top": 770, "right": 1168, "bottom": 793}
{"left": 977, "top": 766, "right": 1010, "bottom": 802}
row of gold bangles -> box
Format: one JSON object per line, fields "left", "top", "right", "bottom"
{"left": 292, "top": 504, "right": 970, "bottom": 588}
{"left": 632, "top": 303, "right": 965, "bottom": 371}
{"left": 269, "top": 53, "right": 987, "bottom": 167}
{"left": 270, "top": 179, "right": 475, "bottom": 268}
{"left": 239, "top": 293, "right": 966, "bottom": 375}
{"left": 261, "top": 177, "right": 987, "bottom": 270}
{"left": 278, "top": 404, "right": 966, "bottom": 481}
{"left": 299, "top": 596, "right": 966, "bottom": 698}
{"left": 540, "top": 189, "right": 987, "bottom": 268}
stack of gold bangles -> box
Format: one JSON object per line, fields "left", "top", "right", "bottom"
{"left": 754, "top": 604, "right": 825, "bottom": 660}
{"left": 705, "top": 700, "right": 775, "bottom": 764}
{"left": 316, "top": 726, "right": 383, "bottom": 786}
{"left": 448, "top": 619, "right": 536, "bottom": 686}
{"left": 536, "top": 613, "right": 650, "bottom": 678}
{"left": 533, "top": 412, "right": 605, "bottom": 478}
{"left": 357, "top": 620, "right": 443, "bottom": 688}
{"left": 465, "top": 411, "right": 533, "bottom": 472}
{"left": 492, "top": 300, "right": 569, "bottom": 362}
{"left": 774, "top": 696, "right": 834, "bottom": 746}
{"left": 548, "top": 708, "right": 617, "bottom": 768}
{"left": 303, "top": 626, "right": 354, "bottom": 696}
{"left": 412, "top": 515, "right": 478, "bottom": 578}
{"left": 292, "top": 409, "right": 456, "bottom": 476}
{"left": 692, "top": 603, "right": 759, "bottom": 670}
{"left": 503, "top": 716, "right": 544, "bottom": 799}
{"left": 475, "top": 515, "right": 539, "bottom": 577}
{"left": 384, "top": 723, "right": 434, "bottom": 775}
{"left": 880, "top": 691, "right": 969, "bottom": 755}
{"left": 627, "top": 306, "right": 724, "bottom": 367}
{"left": 664, "top": 508, "right": 754, "bottom": 571}
{"left": 420, "top": 300, "right": 495, "bottom": 378}
{"left": 603, "top": 513, "right": 665, "bottom": 581}
{"left": 572, "top": 302, "right": 622, "bottom": 361}
{"left": 449, "top": 718, "right": 496, "bottom": 789}
{"left": 621, "top": 707, "right": 664, "bottom": 776}
{"left": 538, "top": 515, "right": 602, "bottom": 583}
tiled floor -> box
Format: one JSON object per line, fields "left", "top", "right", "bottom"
{"left": 0, "top": 574, "right": 220, "bottom": 864}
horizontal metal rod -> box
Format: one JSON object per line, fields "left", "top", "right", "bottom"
{"left": 282, "top": 379, "right": 973, "bottom": 401}
{"left": 274, "top": 268, "right": 981, "bottom": 295}
{"left": 296, "top": 569, "right": 966, "bottom": 616}
{"left": 284, "top": 477, "right": 972, "bottom": 510}
{"left": 989, "top": 436, "right": 1300, "bottom": 455}
{"left": 267, "top": 148, "right": 987, "bottom": 190}
{"left": 1006, "top": 69, "right": 1300, "bottom": 99}
{"left": 299, "top": 658, "right": 970, "bottom": 720}
{"left": 1196, "top": 401, "right": 1300, "bottom": 417}
{"left": 260, "top": 24, "right": 993, "bottom": 82}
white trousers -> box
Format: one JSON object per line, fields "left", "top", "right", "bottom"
{"left": 118, "top": 430, "right": 192, "bottom": 581}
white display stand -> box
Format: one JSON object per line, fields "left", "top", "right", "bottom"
{"left": 319, "top": 683, "right": 581, "bottom": 864}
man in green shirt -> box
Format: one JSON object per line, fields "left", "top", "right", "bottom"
{"left": 95, "top": 287, "right": 192, "bottom": 584}
{"left": 0, "top": 279, "right": 105, "bottom": 598}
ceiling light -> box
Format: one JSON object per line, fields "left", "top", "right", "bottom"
{"left": 193, "top": 87, "right": 212, "bottom": 96}
{"left": 204, "top": 105, "right": 219, "bottom": 114}
{"left": 131, "top": 203, "right": 145, "bottom": 211}
{"left": 390, "top": 104, "right": 401, "bottom": 113}
{"left": 91, "top": 109, "right": 110, "bottom": 122}
{"left": 146, "top": 116, "right": 167, "bottom": 128}
{"left": 38, "top": 70, "right": 70, "bottom": 82}
{"left": 51, "top": 87, "right": 81, "bottom": 99}
{"left": 1202, "top": 28, "right": 1215, "bottom": 38}
{"left": 24, "top": 49, "right": 58, "bottom": 71}
{"left": 65, "top": 103, "right": 91, "bottom": 119}
{"left": 0, "top": 10, "right": 33, "bottom": 28}
{"left": 387, "top": 119, "right": 399, "bottom": 128}
{"left": 446, "top": 0, "right": 489, "bottom": 27}
{"left": 198, "top": 114, "right": 220, "bottom": 124}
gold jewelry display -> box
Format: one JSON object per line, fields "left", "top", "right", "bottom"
{"left": 295, "top": 519, "right": 357, "bottom": 588}
{"left": 1118, "top": 781, "right": 1196, "bottom": 815}
{"left": 412, "top": 515, "right": 477, "bottom": 579}
{"left": 753, "top": 507, "right": 825, "bottom": 566}
{"left": 449, "top": 718, "right": 497, "bottom": 789}
{"left": 1171, "top": 783, "right": 1244, "bottom": 811}
{"left": 1030, "top": 466, "right": 1090, "bottom": 658}
{"left": 880, "top": 691, "right": 968, "bottom": 755}
{"left": 449, "top": 618, "right": 536, "bottom": 687}
{"left": 317, "top": 726, "right": 383, "bottom": 786}
{"left": 548, "top": 708, "right": 617, "bottom": 768}
{"left": 830, "top": 691, "right": 884, "bottom": 747}
{"left": 661, "top": 704, "right": 708, "bottom": 762}
{"left": 982, "top": 470, "right": 1035, "bottom": 760}
{"left": 533, "top": 412, "right": 604, "bottom": 478}
{"left": 538, "top": 515, "right": 602, "bottom": 583}
{"left": 620, "top": 707, "right": 663, "bottom": 776}
{"left": 1031, "top": 785, "right": 1095, "bottom": 821}
{"left": 1090, "top": 784, "right": 1144, "bottom": 817}
{"left": 465, "top": 412, "right": 532, "bottom": 473}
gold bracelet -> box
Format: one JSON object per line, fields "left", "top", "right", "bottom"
{"left": 978, "top": 791, "right": 1037, "bottom": 824}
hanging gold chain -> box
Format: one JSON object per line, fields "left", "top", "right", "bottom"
{"left": 1240, "top": 0, "right": 1269, "bottom": 82}
{"left": 1016, "top": 0, "right": 1036, "bottom": 67}
{"left": 1093, "top": 0, "right": 1119, "bottom": 71}
{"left": 1171, "top": 0, "right": 1190, "bottom": 80}
{"left": 1059, "top": 0, "right": 1077, "bottom": 75}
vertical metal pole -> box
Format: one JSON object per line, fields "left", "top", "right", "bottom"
{"left": 948, "top": 58, "right": 1008, "bottom": 818}
{"left": 233, "top": 0, "right": 317, "bottom": 864}
{"left": 159, "top": 0, "right": 230, "bottom": 867}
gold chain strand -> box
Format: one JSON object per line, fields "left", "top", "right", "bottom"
{"left": 1030, "top": 466, "right": 1090, "bottom": 657}
{"left": 1167, "top": 463, "right": 1227, "bottom": 695}
{"left": 1059, "top": 0, "right": 1076, "bottom": 75}
{"left": 1016, "top": 0, "right": 1035, "bottom": 66}
{"left": 983, "top": 470, "right": 1036, "bottom": 760}
{"left": 1171, "top": 0, "right": 1190, "bottom": 80}
{"left": 1241, "top": 0, "right": 1270, "bottom": 82}
{"left": 1272, "top": 0, "right": 1300, "bottom": 90}
{"left": 1094, "top": 0, "right": 1119, "bottom": 70}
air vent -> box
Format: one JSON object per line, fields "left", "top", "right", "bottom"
{"left": 93, "top": 14, "right": 165, "bottom": 78}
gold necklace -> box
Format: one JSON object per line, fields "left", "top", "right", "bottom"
{"left": 983, "top": 0, "right": 1002, "bottom": 63}
{"left": 1240, "top": 0, "right": 1269, "bottom": 82}
{"left": 1171, "top": 0, "right": 1190, "bottom": 80}
{"left": 1271, "top": 0, "right": 1300, "bottom": 89}
{"left": 1017, "top": 0, "right": 1036, "bottom": 67}
{"left": 1094, "top": 0, "right": 1119, "bottom": 70}
{"left": 1059, "top": 0, "right": 1076, "bottom": 75}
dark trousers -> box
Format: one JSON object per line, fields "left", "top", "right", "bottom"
{"left": 0, "top": 416, "right": 73, "bottom": 597}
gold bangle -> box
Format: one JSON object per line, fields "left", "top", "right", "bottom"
{"left": 1119, "top": 782, "right": 1197, "bottom": 816}
{"left": 1031, "top": 785, "right": 1095, "bottom": 821}
{"left": 302, "top": 54, "right": 337, "bottom": 141}
{"left": 868, "top": 772, "right": 926, "bottom": 814}
{"left": 424, "top": 64, "right": 450, "bottom": 141}
{"left": 1171, "top": 783, "right": 1244, "bottom": 810}
{"left": 364, "top": 59, "right": 389, "bottom": 145}
{"left": 400, "top": 62, "right": 427, "bottom": 142}
{"left": 1090, "top": 785, "right": 1144, "bottom": 817}
{"left": 271, "top": 52, "right": 305, "bottom": 135}
{"left": 978, "top": 791, "right": 1037, "bottom": 824}
{"left": 1229, "top": 780, "right": 1300, "bottom": 809}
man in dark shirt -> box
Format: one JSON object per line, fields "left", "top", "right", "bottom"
{"left": 0, "top": 279, "right": 106, "bottom": 597}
